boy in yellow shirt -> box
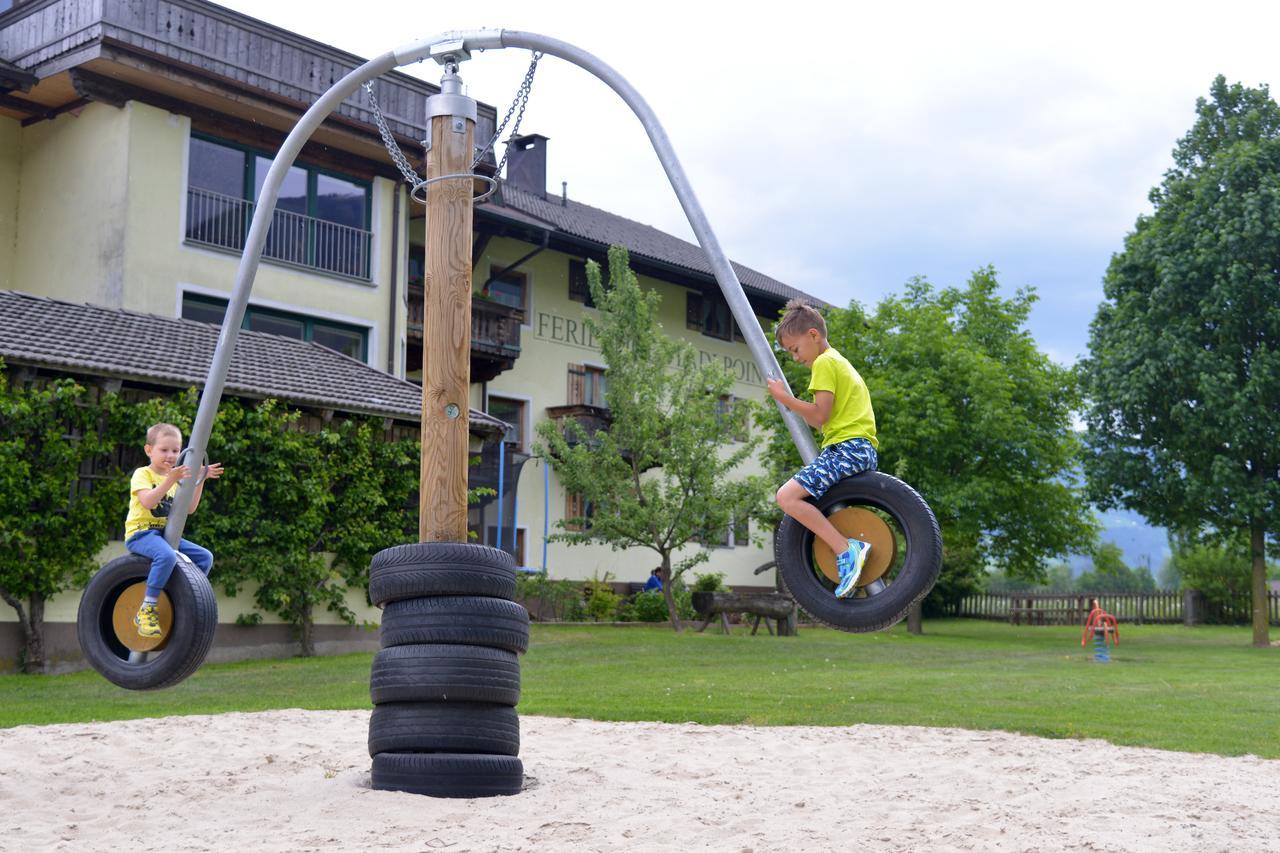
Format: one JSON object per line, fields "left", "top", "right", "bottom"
{"left": 766, "top": 300, "right": 878, "bottom": 598}
{"left": 124, "top": 423, "right": 223, "bottom": 637}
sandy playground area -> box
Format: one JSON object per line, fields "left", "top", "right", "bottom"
{"left": 1, "top": 709, "right": 1277, "bottom": 852}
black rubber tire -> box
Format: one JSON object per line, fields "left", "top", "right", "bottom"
{"left": 368, "top": 701, "right": 520, "bottom": 757}
{"left": 368, "top": 542, "right": 517, "bottom": 606}
{"left": 370, "top": 644, "right": 521, "bottom": 706}
{"left": 371, "top": 752, "right": 523, "bottom": 798}
{"left": 380, "top": 596, "right": 530, "bottom": 654}
{"left": 75, "top": 553, "right": 218, "bottom": 690}
{"left": 775, "top": 471, "right": 941, "bottom": 634}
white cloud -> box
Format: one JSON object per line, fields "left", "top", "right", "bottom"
{"left": 216, "top": 0, "right": 1280, "bottom": 362}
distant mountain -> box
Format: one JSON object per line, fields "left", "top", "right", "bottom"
{"left": 1068, "top": 508, "right": 1170, "bottom": 577}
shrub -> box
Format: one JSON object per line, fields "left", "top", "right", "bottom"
{"left": 691, "top": 571, "right": 727, "bottom": 592}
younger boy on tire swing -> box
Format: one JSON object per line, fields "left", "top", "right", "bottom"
{"left": 766, "top": 300, "right": 878, "bottom": 598}
{"left": 124, "top": 423, "right": 223, "bottom": 638}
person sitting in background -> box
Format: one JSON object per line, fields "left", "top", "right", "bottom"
{"left": 643, "top": 568, "right": 663, "bottom": 592}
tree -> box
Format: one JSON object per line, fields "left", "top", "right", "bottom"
{"left": 1080, "top": 76, "right": 1280, "bottom": 646}
{"left": 0, "top": 364, "right": 126, "bottom": 672}
{"left": 534, "top": 246, "right": 772, "bottom": 630}
{"left": 1073, "top": 542, "right": 1156, "bottom": 594}
{"left": 761, "top": 269, "right": 1098, "bottom": 612}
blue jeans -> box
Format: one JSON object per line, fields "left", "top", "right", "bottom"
{"left": 126, "top": 529, "right": 213, "bottom": 597}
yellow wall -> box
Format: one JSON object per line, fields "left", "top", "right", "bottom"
{"left": 9, "top": 100, "right": 401, "bottom": 368}
{"left": 12, "top": 541, "right": 381, "bottom": 628}
{"left": 0, "top": 115, "right": 19, "bottom": 291}
{"left": 14, "top": 103, "right": 131, "bottom": 306}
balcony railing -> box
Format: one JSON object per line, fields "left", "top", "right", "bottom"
{"left": 407, "top": 290, "right": 523, "bottom": 382}
{"left": 185, "top": 187, "right": 372, "bottom": 281}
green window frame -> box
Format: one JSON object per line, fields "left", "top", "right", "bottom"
{"left": 186, "top": 133, "right": 373, "bottom": 279}
{"left": 182, "top": 293, "right": 369, "bottom": 362}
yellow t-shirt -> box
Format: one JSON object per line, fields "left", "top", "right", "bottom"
{"left": 124, "top": 466, "right": 177, "bottom": 539}
{"left": 808, "top": 347, "right": 878, "bottom": 449}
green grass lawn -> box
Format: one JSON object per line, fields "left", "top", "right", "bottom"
{"left": 2, "top": 620, "right": 1277, "bottom": 758}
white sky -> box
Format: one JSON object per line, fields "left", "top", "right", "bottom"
{"left": 216, "top": 0, "right": 1280, "bottom": 366}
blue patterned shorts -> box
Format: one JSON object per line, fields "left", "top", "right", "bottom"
{"left": 793, "top": 438, "right": 878, "bottom": 499}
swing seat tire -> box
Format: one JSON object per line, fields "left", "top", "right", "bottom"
{"left": 76, "top": 554, "right": 218, "bottom": 691}
{"left": 775, "top": 471, "right": 942, "bottom": 634}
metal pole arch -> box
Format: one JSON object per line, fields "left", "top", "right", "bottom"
{"left": 164, "top": 28, "right": 816, "bottom": 547}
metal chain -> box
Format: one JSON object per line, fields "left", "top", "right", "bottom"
{"left": 363, "top": 81, "right": 423, "bottom": 186}
{"left": 473, "top": 51, "right": 543, "bottom": 173}
{"left": 364, "top": 51, "right": 543, "bottom": 194}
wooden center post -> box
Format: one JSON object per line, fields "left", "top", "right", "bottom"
{"left": 419, "top": 68, "right": 476, "bottom": 543}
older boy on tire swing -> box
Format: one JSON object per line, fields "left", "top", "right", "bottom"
{"left": 767, "top": 300, "right": 878, "bottom": 599}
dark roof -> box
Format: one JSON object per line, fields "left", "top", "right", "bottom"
{"left": 0, "top": 290, "right": 506, "bottom": 436}
{"left": 482, "top": 183, "right": 826, "bottom": 308}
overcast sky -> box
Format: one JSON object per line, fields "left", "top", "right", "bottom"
{"left": 217, "top": 0, "right": 1280, "bottom": 367}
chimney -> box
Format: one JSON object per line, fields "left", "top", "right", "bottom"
{"left": 505, "top": 134, "right": 549, "bottom": 197}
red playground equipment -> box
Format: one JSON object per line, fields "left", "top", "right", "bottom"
{"left": 1081, "top": 599, "right": 1119, "bottom": 662}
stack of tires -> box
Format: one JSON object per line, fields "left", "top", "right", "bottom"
{"left": 367, "top": 542, "right": 529, "bottom": 797}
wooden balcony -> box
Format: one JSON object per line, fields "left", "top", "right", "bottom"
{"left": 406, "top": 287, "right": 522, "bottom": 383}
{"left": 544, "top": 404, "right": 613, "bottom": 448}
{"left": 543, "top": 403, "right": 658, "bottom": 472}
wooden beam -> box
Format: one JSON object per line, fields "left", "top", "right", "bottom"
{"left": 419, "top": 98, "right": 475, "bottom": 543}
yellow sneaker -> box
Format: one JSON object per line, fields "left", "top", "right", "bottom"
{"left": 135, "top": 603, "right": 162, "bottom": 638}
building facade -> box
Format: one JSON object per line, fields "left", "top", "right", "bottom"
{"left": 1, "top": 0, "right": 822, "bottom": 596}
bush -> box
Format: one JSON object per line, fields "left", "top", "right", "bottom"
{"left": 691, "top": 571, "right": 727, "bottom": 592}
{"left": 627, "top": 590, "right": 670, "bottom": 622}
{"left": 515, "top": 571, "right": 586, "bottom": 622}
{"left": 583, "top": 571, "right": 622, "bottom": 622}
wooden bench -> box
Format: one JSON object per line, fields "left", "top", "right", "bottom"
{"left": 1008, "top": 595, "right": 1088, "bottom": 626}
{"left": 690, "top": 591, "right": 798, "bottom": 636}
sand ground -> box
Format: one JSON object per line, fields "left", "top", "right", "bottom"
{"left": 1, "top": 710, "right": 1277, "bottom": 852}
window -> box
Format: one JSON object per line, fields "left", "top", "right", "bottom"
{"left": 182, "top": 293, "right": 368, "bottom": 361}
{"left": 686, "top": 291, "right": 736, "bottom": 340}
{"left": 483, "top": 268, "right": 528, "bottom": 322}
{"left": 568, "top": 259, "right": 596, "bottom": 308}
{"left": 717, "top": 395, "right": 749, "bottom": 443}
{"left": 565, "top": 491, "right": 594, "bottom": 532}
{"left": 487, "top": 396, "right": 527, "bottom": 451}
{"left": 700, "top": 516, "right": 750, "bottom": 549}
{"left": 485, "top": 527, "right": 527, "bottom": 565}
{"left": 185, "top": 134, "right": 372, "bottom": 279}
{"left": 567, "top": 364, "right": 607, "bottom": 407}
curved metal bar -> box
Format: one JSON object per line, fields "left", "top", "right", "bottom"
{"left": 163, "top": 28, "right": 816, "bottom": 548}
{"left": 496, "top": 30, "right": 818, "bottom": 464}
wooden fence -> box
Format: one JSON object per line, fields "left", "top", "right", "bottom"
{"left": 956, "top": 590, "right": 1280, "bottom": 626}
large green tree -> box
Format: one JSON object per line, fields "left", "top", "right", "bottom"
{"left": 534, "top": 246, "right": 772, "bottom": 630}
{"left": 1080, "top": 76, "right": 1280, "bottom": 646}
{"left": 0, "top": 364, "right": 126, "bottom": 672}
{"left": 762, "top": 269, "right": 1097, "bottom": 610}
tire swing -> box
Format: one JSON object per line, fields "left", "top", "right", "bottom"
{"left": 775, "top": 471, "right": 942, "bottom": 633}
{"left": 76, "top": 552, "right": 218, "bottom": 691}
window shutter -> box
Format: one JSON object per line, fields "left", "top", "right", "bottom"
{"left": 567, "top": 363, "right": 586, "bottom": 405}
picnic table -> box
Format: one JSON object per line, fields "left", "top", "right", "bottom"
{"left": 1008, "top": 594, "right": 1090, "bottom": 626}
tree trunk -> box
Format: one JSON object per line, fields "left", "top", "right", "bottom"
{"left": 1251, "top": 520, "right": 1269, "bottom": 648}
{"left": 659, "top": 557, "right": 681, "bottom": 633}
{"left": 0, "top": 589, "right": 46, "bottom": 674}
{"left": 299, "top": 601, "right": 315, "bottom": 657}
{"left": 907, "top": 600, "right": 923, "bottom": 635}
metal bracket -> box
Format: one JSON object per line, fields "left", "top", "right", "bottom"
{"left": 429, "top": 39, "right": 470, "bottom": 66}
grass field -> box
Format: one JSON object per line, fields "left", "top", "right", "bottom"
{"left": 2, "top": 620, "right": 1277, "bottom": 758}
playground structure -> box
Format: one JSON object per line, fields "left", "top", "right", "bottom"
{"left": 75, "top": 28, "right": 944, "bottom": 795}
{"left": 1081, "top": 599, "right": 1120, "bottom": 662}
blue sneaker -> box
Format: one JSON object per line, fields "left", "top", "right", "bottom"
{"left": 833, "top": 539, "right": 870, "bottom": 598}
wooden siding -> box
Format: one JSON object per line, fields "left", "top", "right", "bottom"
{"left": 0, "top": 0, "right": 497, "bottom": 143}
